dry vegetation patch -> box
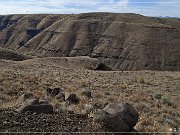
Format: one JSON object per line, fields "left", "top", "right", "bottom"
{"left": 0, "top": 59, "right": 179, "bottom": 133}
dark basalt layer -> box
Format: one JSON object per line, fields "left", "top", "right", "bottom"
{"left": 0, "top": 13, "right": 180, "bottom": 71}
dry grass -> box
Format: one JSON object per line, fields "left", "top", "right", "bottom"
{"left": 139, "top": 76, "right": 145, "bottom": 84}
{"left": 0, "top": 59, "right": 179, "bottom": 133}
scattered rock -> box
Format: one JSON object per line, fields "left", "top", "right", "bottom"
{"left": 65, "top": 93, "right": 79, "bottom": 104}
{"left": 55, "top": 92, "right": 65, "bottom": 102}
{"left": 81, "top": 89, "right": 92, "bottom": 98}
{"left": 43, "top": 95, "right": 51, "bottom": 101}
{"left": 17, "top": 104, "right": 53, "bottom": 114}
{"left": 51, "top": 88, "right": 62, "bottom": 97}
{"left": 18, "top": 93, "right": 34, "bottom": 102}
{"left": 46, "top": 88, "right": 62, "bottom": 97}
{"left": 24, "top": 98, "right": 39, "bottom": 106}
{"left": 94, "top": 103, "right": 139, "bottom": 132}
{"left": 46, "top": 88, "right": 53, "bottom": 95}
{"left": 39, "top": 100, "right": 49, "bottom": 105}
{"left": 93, "top": 101, "right": 108, "bottom": 109}
{"left": 103, "top": 103, "right": 139, "bottom": 129}
{"left": 84, "top": 104, "right": 94, "bottom": 114}
{"left": 54, "top": 104, "right": 64, "bottom": 112}
{"left": 17, "top": 98, "right": 53, "bottom": 114}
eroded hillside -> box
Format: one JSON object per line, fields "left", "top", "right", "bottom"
{"left": 0, "top": 13, "right": 180, "bottom": 71}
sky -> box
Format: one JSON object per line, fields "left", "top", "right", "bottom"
{"left": 0, "top": 0, "right": 179, "bottom": 17}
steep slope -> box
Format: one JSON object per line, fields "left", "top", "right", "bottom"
{"left": 0, "top": 47, "right": 32, "bottom": 61}
{"left": 0, "top": 13, "right": 180, "bottom": 71}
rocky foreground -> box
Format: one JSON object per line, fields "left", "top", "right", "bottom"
{"left": 0, "top": 108, "right": 106, "bottom": 133}
{"left": 0, "top": 58, "right": 180, "bottom": 133}
{"left": 1, "top": 88, "right": 139, "bottom": 134}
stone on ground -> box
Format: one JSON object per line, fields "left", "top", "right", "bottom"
{"left": 103, "top": 103, "right": 139, "bottom": 128}
{"left": 16, "top": 98, "right": 53, "bottom": 114}
{"left": 46, "top": 88, "right": 62, "bottom": 97}
{"left": 94, "top": 103, "right": 139, "bottom": 132}
{"left": 55, "top": 92, "right": 65, "bottom": 102}
{"left": 81, "top": 88, "right": 92, "bottom": 98}
{"left": 65, "top": 93, "right": 79, "bottom": 104}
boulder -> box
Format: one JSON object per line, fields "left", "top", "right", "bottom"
{"left": 17, "top": 98, "right": 53, "bottom": 114}
{"left": 103, "top": 103, "right": 139, "bottom": 129}
{"left": 65, "top": 93, "right": 79, "bottom": 104}
{"left": 94, "top": 103, "right": 139, "bottom": 132}
{"left": 17, "top": 104, "right": 53, "bottom": 114}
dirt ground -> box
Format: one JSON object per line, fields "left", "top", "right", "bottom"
{"left": 0, "top": 58, "right": 179, "bottom": 133}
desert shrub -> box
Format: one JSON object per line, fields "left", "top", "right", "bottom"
{"left": 139, "top": 77, "right": 145, "bottom": 84}
{"left": 0, "top": 85, "right": 4, "bottom": 91}
{"left": 154, "top": 91, "right": 163, "bottom": 99}
{"left": 134, "top": 102, "right": 150, "bottom": 113}
{"left": 104, "top": 91, "right": 111, "bottom": 96}
{"left": 121, "top": 84, "right": 128, "bottom": 89}
{"left": 161, "top": 95, "right": 172, "bottom": 106}
{"left": 106, "top": 97, "right": 115, "bottom": 102}
{"left": 3, "top": 89, "right": 18, "bottom": 96}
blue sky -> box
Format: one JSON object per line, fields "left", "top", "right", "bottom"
{"left": 0, "top": 0, "right": 180, "bottom": 17}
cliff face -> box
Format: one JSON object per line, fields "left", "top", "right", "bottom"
{"left": 0, "top": 13, "right": 180, "bottom": 71}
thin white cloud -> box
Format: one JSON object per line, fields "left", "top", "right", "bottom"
{"left": 0, "top": 0, "right": 179, "bottom": 17}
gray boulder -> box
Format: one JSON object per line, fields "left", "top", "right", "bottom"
{"left": 17, "top": 98, "right": 53, "bottom": 114}
{"left": 94, "top": 103, "right": 139, "bottom": 132}
{"left": 103, "top": 103, "right": 139, "bottom": 129}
